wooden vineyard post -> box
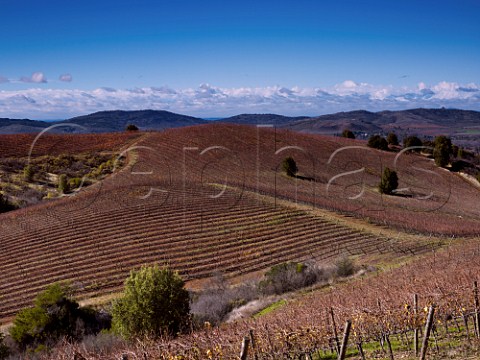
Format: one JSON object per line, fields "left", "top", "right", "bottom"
{"left": 240, "top": 336, "right": 250, "bottom": 360}
{"left": 414, "top": 294, "right": 419, "bottom": 356}
{"left": 330, "top": 307, "right": 341, "bottom": 354}
{"left": 474, "top": 281, "right": 480, "bottom": 338}
{"left": 249, "top": 329, "right": 258, "bottom": 360}
{"left": 419, "top": 305, "right": 435, "bottom": 360}
{"left": 338, "top": 320, "right": 352, "bottom": 360}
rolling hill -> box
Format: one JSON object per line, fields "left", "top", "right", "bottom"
{"left": 0, "top": 110, "right": 207, "bottom": 134}
{"left": 2, "top": 109, "right": 480, "bottom": 149}
{"left": 282, "top": 108, "right": 480, "bottom": 147}
{"left": 61, "top": 109, "right": 207, "bottom": 132}
{"left": 220, "top": 113, "right": 310, "bottom": 125}
{"left": 0, "top": 118, "right": 51, "bottom": 134}
{"left": 1, "top": 123, "right": 479, "bottom": 322}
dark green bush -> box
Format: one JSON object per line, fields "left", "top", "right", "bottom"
{"left": 379, "top": 167, "right": 399, "bottom": 195}
{"left": 386, "top": 132, "right": 399, "bottom": 146}
{"left": 433, "top": 135, "right": 452, "bottom": 167}
{"left": 342, "top": 129, "right": 355, "bottom": 139}
{"left": 282, "top": 157, "right": 298, "bottom": 177}
{"left": 367, "top": 135, "right": 389, "bottom": 151}
{"left": 10, "top": 283, "right": 109, "bottom": 351}
{"left": 58, "top": 174, "right": 69, "bottom": 194}
{"left": 126, "top": 124, "right": 139, "bottom": 131}
{"left": 403, "top": 136, "right": 423, "bottom": 152}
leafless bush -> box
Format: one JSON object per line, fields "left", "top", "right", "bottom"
{"left": 334, "top": 255, "right": 356, "bottom": 277}
{"left": 79, "top": 332, "right": 126, "bottom": 355}
{"left": 190, "top": 273, "right": 257, "bottom": 326}
{"left": 16, "top": 187, "right": 44, "bottom": 207}
{"left": 259, "top": 261, "right": 330, "bottom": 296}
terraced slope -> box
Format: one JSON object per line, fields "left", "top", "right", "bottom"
{"left": 0, "top": 124, "right": 478, "bottom": 321}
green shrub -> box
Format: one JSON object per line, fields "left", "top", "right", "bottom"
{"left": 433, "top": 135, "right": 452, "bottom": 167}
{"left": 342, "top": 129, "right": 355, "bottom": 139}
{"left": 69, "top": 177, "right": 83, "bottom": 189}
{"left": 23, "top": 165, "right": 35, "bottom": 182}
{"left": 386, "top": 132, "right": 399, "bottom": 146}
{"left": 282, "top": 157, "right": 298, "bottom": 177}
{"left": 58, "top": 174, "right": 69, "bottom": 194}
{"left": 403, "top": 136, "right": 423, "bottom": 151}
{"left": 367, "top": 135, "right": 388, "bottom": 151}
{"left": 10, "top": 283, "right": 107, "bottom": 350}
{"left": 111, "top": 265, "right": 190, "bottom": 339}
{"left": 379, "top": 167, "right": 399, "bottom": 195}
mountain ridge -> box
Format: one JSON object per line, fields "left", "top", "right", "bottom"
{"left": 1, "top": 108, "right": 479, "bottom": 148}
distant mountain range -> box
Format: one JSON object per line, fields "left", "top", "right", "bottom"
{"left": 0, "top": 110, "right": 206, "bottom": 134}
{"left": 221, "top": 113, "right": 310, "bottom": 125}
{"left": 1, "top": 108, "right": 479, "bottom": 147}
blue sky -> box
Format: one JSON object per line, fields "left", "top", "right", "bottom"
{"left": 0, "top": 0, "right": 479, "bottom": 118}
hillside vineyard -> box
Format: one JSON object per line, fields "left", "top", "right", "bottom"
{"left": 1, "top": 124, "right": 479, "bottom": 321}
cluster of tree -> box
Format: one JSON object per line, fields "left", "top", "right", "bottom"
{"left": 367, "top": 135, "right": 389, "bottom": 151}
{"left": 125, "top": 124, "right": 139, "bottom": 131}
{"left": 4, "top": 265, "right": 190, "bottom": 357}
{"left": 366, "top": 132, "right": 402, "bottom": 151}
{"left": 366, "top": 133, "right": 460, "bottom": 170}
{"left": 3, "top": 258, "right": 364, "bottom": 357}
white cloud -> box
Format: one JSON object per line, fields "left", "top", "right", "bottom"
{"left": 20, "top": 72, "right": 47, "bottom": 83}
{"left": 59, "top": 73, "right": 72, "bottom": 82}
{"left": 0, "top": 81, "right": 479, "bottom": 119}
{"left": 0, "top": 76, "right": 9, "bottom": 84}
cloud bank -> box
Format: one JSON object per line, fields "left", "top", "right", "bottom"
{"left": 0, "top": 80, "right": 479, "bottom": 119}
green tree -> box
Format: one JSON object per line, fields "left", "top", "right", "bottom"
{"left": 341, "top": 129, "right": 355, "bottom": 139}
{"left": 386, "top": 132, "right": 399, "bottom": 146}
{"left": 126, "top": 124, "right": 139, "bottom": 131}
{"left": 378, "top": 167, "right": 399, "bottom": 195}
{"left": 10, "top": 283, "right": 102, "bottom": 350}
{"left": 367, "top": 135, "right": 389, "bottom": 151}
{"left": 58, "top": 174, "right": 69, "bottom": 194}
{"left": 433, "top": 135, "right": 452, "bottom": 167}
{"left": 403, "top": 136, "right": 423, "bottom": 152}
{"left": 112, "top": 265, "right": 190, "bottom": 339}
{"left": 23, "top": 165, "right": 35, "bottom": 182}
{"left": 282, "top": 157, "right": 298, "bottom": 177}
